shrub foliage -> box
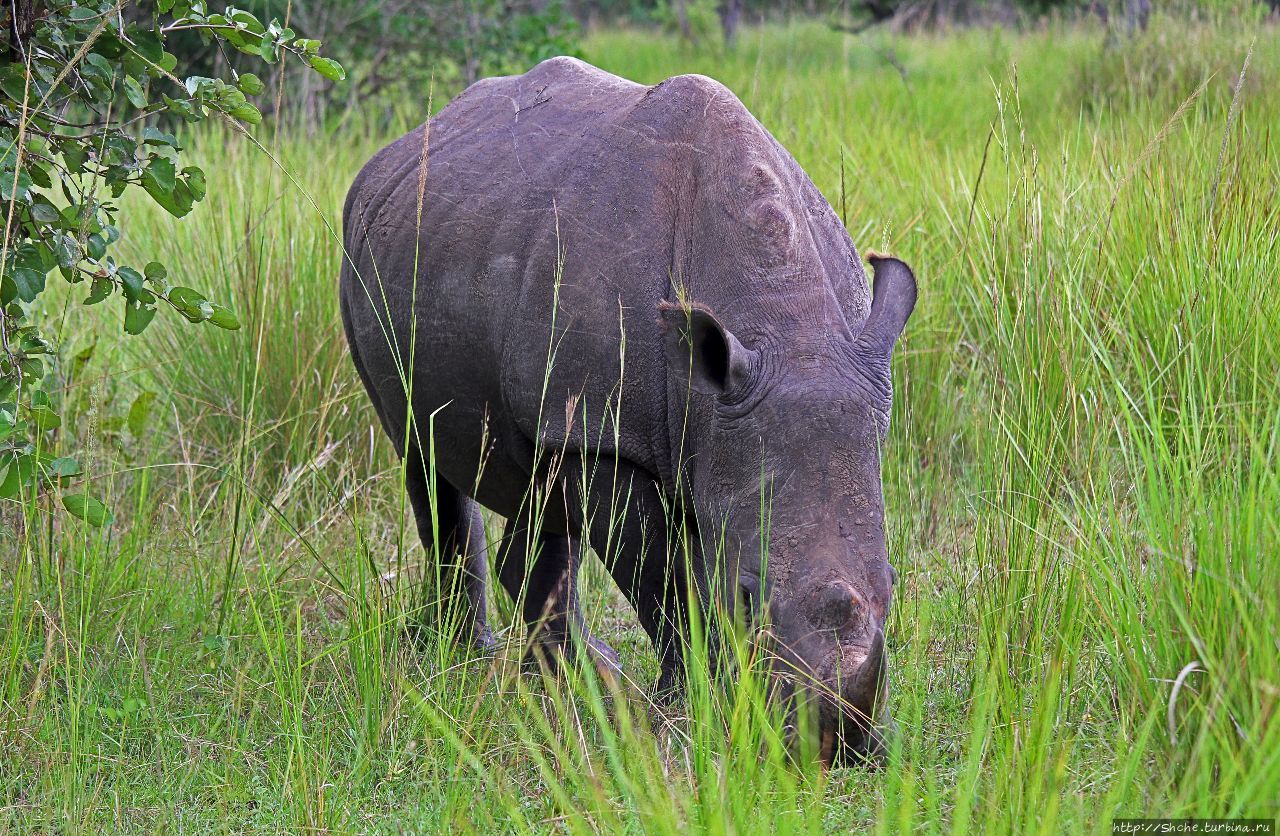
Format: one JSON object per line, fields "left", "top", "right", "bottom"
{"left": 0, "top": 0, "right": 341, "bottom": 522}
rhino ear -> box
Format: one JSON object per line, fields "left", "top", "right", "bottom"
{"left": 659, "top": 301, "right": 755, "bottom": 395}
{"left": 856, "top": 254, "right": 917, "bottom": 359}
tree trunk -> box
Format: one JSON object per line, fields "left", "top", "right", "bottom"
{"left": 4, "top": 0, "right": 38, "bottom": 62}
{"left": 720, "top": 0, "right": 743, "bottom": 47}
{"left": 675, "top": 0, "right": 695, "bottom": 43}
{"left": 1123, "top": 0, "right": 1150, "bottom": 32}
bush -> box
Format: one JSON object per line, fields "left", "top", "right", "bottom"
{"left": 0, "top": 0, "right": 342, "bottom": 524}
{"left": 168, "top": 1, "right": 581, "bottom": 126}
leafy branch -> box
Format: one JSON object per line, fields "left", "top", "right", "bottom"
{"left": 0, "top": 0, "right": 344, "bottom": 523}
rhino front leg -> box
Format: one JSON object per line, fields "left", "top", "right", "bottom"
{"left": 567, "top": 455, "right": 697, "bottom": 697}
{"left": 402, "top": 448, "right": 495, "bottom": 653}
{"left": 494, "top": 521, "right": 620, "bottom": 675}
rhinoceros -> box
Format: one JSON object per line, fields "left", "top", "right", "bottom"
{"left": 339, "top": 56, "right": 916, "bottom": 762}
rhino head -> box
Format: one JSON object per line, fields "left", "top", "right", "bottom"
{"left": 661, "top": 254, "right": 916, "bottom": 764}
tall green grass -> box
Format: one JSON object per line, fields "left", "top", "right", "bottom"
{"left": 2, "top": 14, "right": 1277, "bottom": 831}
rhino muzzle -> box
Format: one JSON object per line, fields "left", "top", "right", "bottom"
{"left": 815, "top": 627, "right": 891, "bottom": 765}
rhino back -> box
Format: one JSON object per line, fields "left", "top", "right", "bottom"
{"left": 340, "top": 57, "right": 870, "bottom": 502}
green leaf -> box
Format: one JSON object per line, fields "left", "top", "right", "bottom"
{"left": 11, "top": 267, "right": 46, "bottom": 302}
{"left": 308, "top": 56, "right": 345, "bottom": 81}
{"left": 86, "top": 233, "right": 107, "bottom": 260}
{"left": 122, "top": 75, "right": 147, "bottom": 108}
{"left": 52, "top": 234, "right": 79, "bottom": 268}
{"left": 1, "top": 167, "right": 32, "bottom": 201}
{"left": 203, "top": 634, "right": 229, "bottom": 654}
{"left": 168, "top": 286, "right": 213, "bottom": 323}
{"left": 123, "top": 297, "right": 156, "bottom": 335}
{"left": 142, "top": 162, "right": 198, "bottom": 217}
{"left": 142, "top": 127, "right": 179, "bottom": 147}
{"left": 118, "top": 266, "right": 145, "bottom": 301}
{"left": 144, "top": 262, "right": 167, "bottom": 280}
{"left": 29, "top": 201, "right": 61, "bottom": 224}
{"left": 70, "top": 342, "right": 95, "bottom": 382}
{"left": 48, "top": 457, "right": 81, "bottom": 479}
{"left": 184, "top": 75, "right": 216, "bottom": 97}
{"left": 236, "top": 72, "right": 265, "bottom": 95}
{"left": 183, "top": 167, "right": 206, "bottom": 202}
{"left": 228, "top": 101, "right": 261, "bottom": 124}
{"left": 230, "top": 10, "right": 266, "bottom": 34}
{"left": 127, "top": 391, "right": 155, "bottom": 436}
{"left": 83, "top": 52, "right": 114, "bottom": 77}
{"left": 14, "top": 241, "right": 46, "bottom": 269}
{"left": 62, "top": 144, "right": 88, "bottom": 173}
{"left": 84, "top": 276, "right": 112, "bottom": 305}
{"left": 1, "top": 66, "right": 31, "bottom": 103}
{"left": 144, "top": 157, "right": 176, "bottom": 194}
{"left": 232, "top": 37, "right": 265, "bottom": 58}
{"left": 0, "top": 459, "right": 19, "bottom": 499}
{"left": 30, "top": 405, "right": 61, "bottom": 431}
{"left": 132, "top": 30, "right": 164, "bottom": 64}
{"left": 208, "top": 304, "right": 241, "bottom": 330}
{"left": 27, "top": 162, "right": 52, "bottom": 189}
{"left": 18, "top": 357, "right": 42, "bottom": 382}
{"left": 62, "top": 493, "right": 113, "bottom": 527}
{"left": 142, "top": 177, "right": 187, "bottom": 217}
{"left": 19, "top": 331, "right": 50, "bottom": 354}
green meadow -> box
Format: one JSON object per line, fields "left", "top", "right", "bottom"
{"left": 2, "top": 15, "right": 1278, "bottom": 832}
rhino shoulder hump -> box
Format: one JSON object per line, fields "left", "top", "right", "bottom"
{"left": 523, "top": 56, "right": 641, "bottom": 96}
{"left": 647, "top": 73, "right": 739, "bottom": 121}
{"left": 654, "top": 73, "right": 732, "bottom": 100}
{"left": 529, "top": 55, "right": 595, "bottom": 78}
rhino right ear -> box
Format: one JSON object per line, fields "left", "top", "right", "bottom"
{"left": 659, "top": 301, "right": 755, "bottom": 396}
{"left": 855, "top": 254, "right": 917, "bottom": 361}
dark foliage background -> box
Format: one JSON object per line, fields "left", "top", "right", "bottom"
{"left": 162, "top": 0, "right": 1276, "bottom": 127}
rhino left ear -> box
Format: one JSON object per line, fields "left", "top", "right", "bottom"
{"left": 659, "top": 301, "right": 755, "bottom": 396}
{"left": 856, "top": 254, "right": 917, "bottom": 359}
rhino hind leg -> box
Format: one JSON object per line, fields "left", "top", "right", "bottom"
{"left": 494, "top": 521, "right": 620, "bottom": 677}
{"left": 402, "top": 450, "right": 496, "bottom": 653}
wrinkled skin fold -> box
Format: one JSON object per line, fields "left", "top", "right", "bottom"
{"left": 339, "top": 57, "right": 917, "bottom": 765}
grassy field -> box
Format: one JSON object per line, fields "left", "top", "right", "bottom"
{"left": 3, "top": 13, "right": 1279, "bottom": 832}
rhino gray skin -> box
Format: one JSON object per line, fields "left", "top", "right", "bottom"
{"left": 340, "top": 56, "right": 916, "bottom": 762}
